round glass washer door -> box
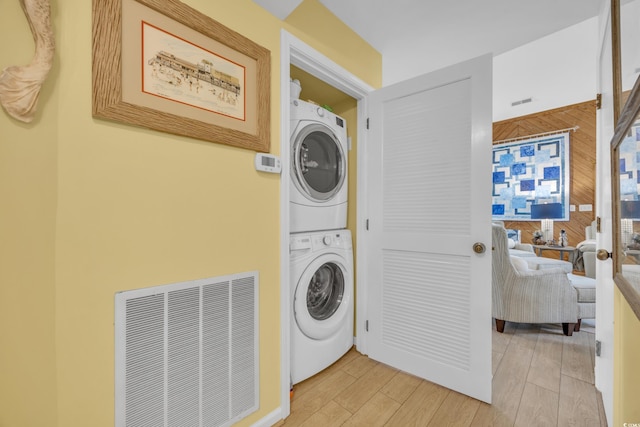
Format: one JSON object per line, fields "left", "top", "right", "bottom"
{"left": 294, "top": 255, "right": 352, "bottom": 340}
{"left": 291, "top": 123, "right": 346, "bottom": 202}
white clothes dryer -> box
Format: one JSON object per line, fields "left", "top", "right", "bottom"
{"left": 290, "top": 229, "right": 353, "bottom": 385}
{"left": 290, "top": 99, "right": 348, "bottom": 233}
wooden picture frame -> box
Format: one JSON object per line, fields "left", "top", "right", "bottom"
{"left": 611, "top": 74, "right": 640, "bottom": 321}
{"left": 92, "top": 0, "right": 271, "bottom": 152}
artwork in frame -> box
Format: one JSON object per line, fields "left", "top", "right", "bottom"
{"left": 618, "top": 121, "right": 640, "bottom": 199}
{"left": 491, "top": 132, "right": 570, "bottom": 221}
{"left": 92, "top": 0, "right": 271, "bottom": 152}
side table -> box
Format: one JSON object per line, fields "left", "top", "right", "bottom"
{"left": 532, "top": 244, "right": 577, "bottom": 261}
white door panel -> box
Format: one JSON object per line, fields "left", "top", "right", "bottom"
{"left": 363, "top": 55, "right": 492, "bottom": 403}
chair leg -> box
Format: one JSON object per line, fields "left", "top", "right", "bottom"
{"left": 562, "top": 323, "right": 576, "bottom": 336}
{"left": 495, "top": 319, "right": 505, "bottom": 333}
{"left": 575, "top": 319, "right": 582, "bottom": 332}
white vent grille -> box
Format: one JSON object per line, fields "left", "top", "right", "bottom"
{"left": 115, "top": 272, "right": 259, "bottom": 427}
{"left": 511, "top": 97, "right": 532, "bottom": 106}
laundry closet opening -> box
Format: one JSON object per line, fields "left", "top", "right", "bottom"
{"left": 289, "top": 64, "right": 358, "bottom": 330}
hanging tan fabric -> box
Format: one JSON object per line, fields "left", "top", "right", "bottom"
{"left": 0, "top": 0, "right": 55, "bottom": 123}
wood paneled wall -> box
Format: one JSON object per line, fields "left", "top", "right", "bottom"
{"left": 493, "top": 100, "right": 597, "bottom": 252}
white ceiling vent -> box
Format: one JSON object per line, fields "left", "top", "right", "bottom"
{"left": 115, "top": 272, "right": 259, "bottom": 427}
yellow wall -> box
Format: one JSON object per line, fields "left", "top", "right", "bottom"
{"left": 0, "top": 0, "right": 59, "bottom": 426}
{"left": 0, "top": 0, "right": 379, "bottom": 426}
{"left": 286, "top": 0, "right": 382, "bottom": 88}
{"left": 614, "top": 288, "right": 640, "bottom": 426}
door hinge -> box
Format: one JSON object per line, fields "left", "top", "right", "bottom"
{"left": 596, "top": 216, "right": 601, "bottom": 233}
{"left": 595, "top": 340, "right": 602, "bottom": 357}
{"left": 596, "top": 93, "right": 602, "bottom": 109}
{"left": 365, "top": 320, "right": 369, "bottom": 332}
{"left": 366, "top": 118, "right": 369, "bottom": 129}
{"left": 365, "top": 219, "right": 369, "bottom": 230}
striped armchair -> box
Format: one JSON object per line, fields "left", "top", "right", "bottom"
{"left": 492, "top": 224, "right": 579, "bottom": 336}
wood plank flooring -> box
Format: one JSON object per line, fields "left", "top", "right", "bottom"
{"left": 275, "top": 320, "right": 606, "bottom": 426}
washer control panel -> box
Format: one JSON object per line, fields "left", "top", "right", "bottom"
{"left": 290, "top": 235, "right": 312, "bottom": 252}
{"left": 290, "top": 230, "right": 352, "bottom": 254}
{"left": 312, "top": 231, "right": 351, "bottom": 250}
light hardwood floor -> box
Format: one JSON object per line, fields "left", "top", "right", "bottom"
{"left": 276, "top": 320, "right": 606, "bottom": 427}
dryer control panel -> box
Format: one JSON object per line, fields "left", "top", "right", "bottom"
{"left": 291, "top": 99, "right": 347, "bottom": 132}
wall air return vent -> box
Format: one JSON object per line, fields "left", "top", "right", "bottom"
{"left": 115, "top": 271, "right": 259, "bottom": 427}
{"left": 511, "top": 97, "right": 533, "bottom": 106}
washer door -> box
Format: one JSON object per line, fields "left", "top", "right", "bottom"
{"left": 294, "top": 254, "right": 352, "bottom": 340}
{"left": 291, "top": 123, "right": 346, "bottom": 202}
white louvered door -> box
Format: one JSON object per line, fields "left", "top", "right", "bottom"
{"left": 364, "top": 55, "right": 492, "bottom": 403}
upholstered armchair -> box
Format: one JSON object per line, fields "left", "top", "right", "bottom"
{"left": 492, "top": 224, "right": 579, "bottom": 336}
{"left": 492, "top": 222, "right": 537, "bottom": 257}
{"left": 576, "top": 220, "right": 597, "bottom": 278}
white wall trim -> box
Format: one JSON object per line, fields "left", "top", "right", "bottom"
{"left": 279, "top": 29, "right": 374, "bottom": 421}
{"left": 251, "top": 407, "right": 284, "bottom": 427}
{"left": 279, "top": 29, "right": 293, "bottom": 421}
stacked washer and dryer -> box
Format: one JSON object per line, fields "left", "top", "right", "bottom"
{"left": 289, "top": 94, "right": 354, "bottom": 385}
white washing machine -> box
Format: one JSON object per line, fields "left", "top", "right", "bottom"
{"left": 290, "top": 229, "right": 354, "bottom": 385}
{"left": 290, "top": 99, "right": 348, "bottom": 233}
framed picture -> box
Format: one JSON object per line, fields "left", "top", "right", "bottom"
{"left": 612, "top": 74, "right": 640, "bottom": 319}
{"left": 491, "top": 132, "right": 571, "bottom": 221}
{"left": 92, "top": 0, "right": 271, "bottom": 152}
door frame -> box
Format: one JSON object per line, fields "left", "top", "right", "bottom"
{"left": 279, "top": 29, "right": 373, "bottom": 419}
{"left": 594, "top": 2, "right": 615, "bottom": 425}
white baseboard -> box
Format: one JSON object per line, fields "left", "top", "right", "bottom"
{"left": 251, "top": 407, "right": 283, "bottom": 427}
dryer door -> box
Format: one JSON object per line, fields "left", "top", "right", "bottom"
{"left": 294, "top": 254, "right": 352, "bottom": 340}
{"left": 291, "top": 123, "right": 346, "bottom": 202}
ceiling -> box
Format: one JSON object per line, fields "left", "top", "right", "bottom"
{"left": 253, "top": 0, "right": 604, "bottom": 82}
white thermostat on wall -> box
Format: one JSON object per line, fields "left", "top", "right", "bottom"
{"left": 254, "top": 153, "right": 281, "bottom": 174}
